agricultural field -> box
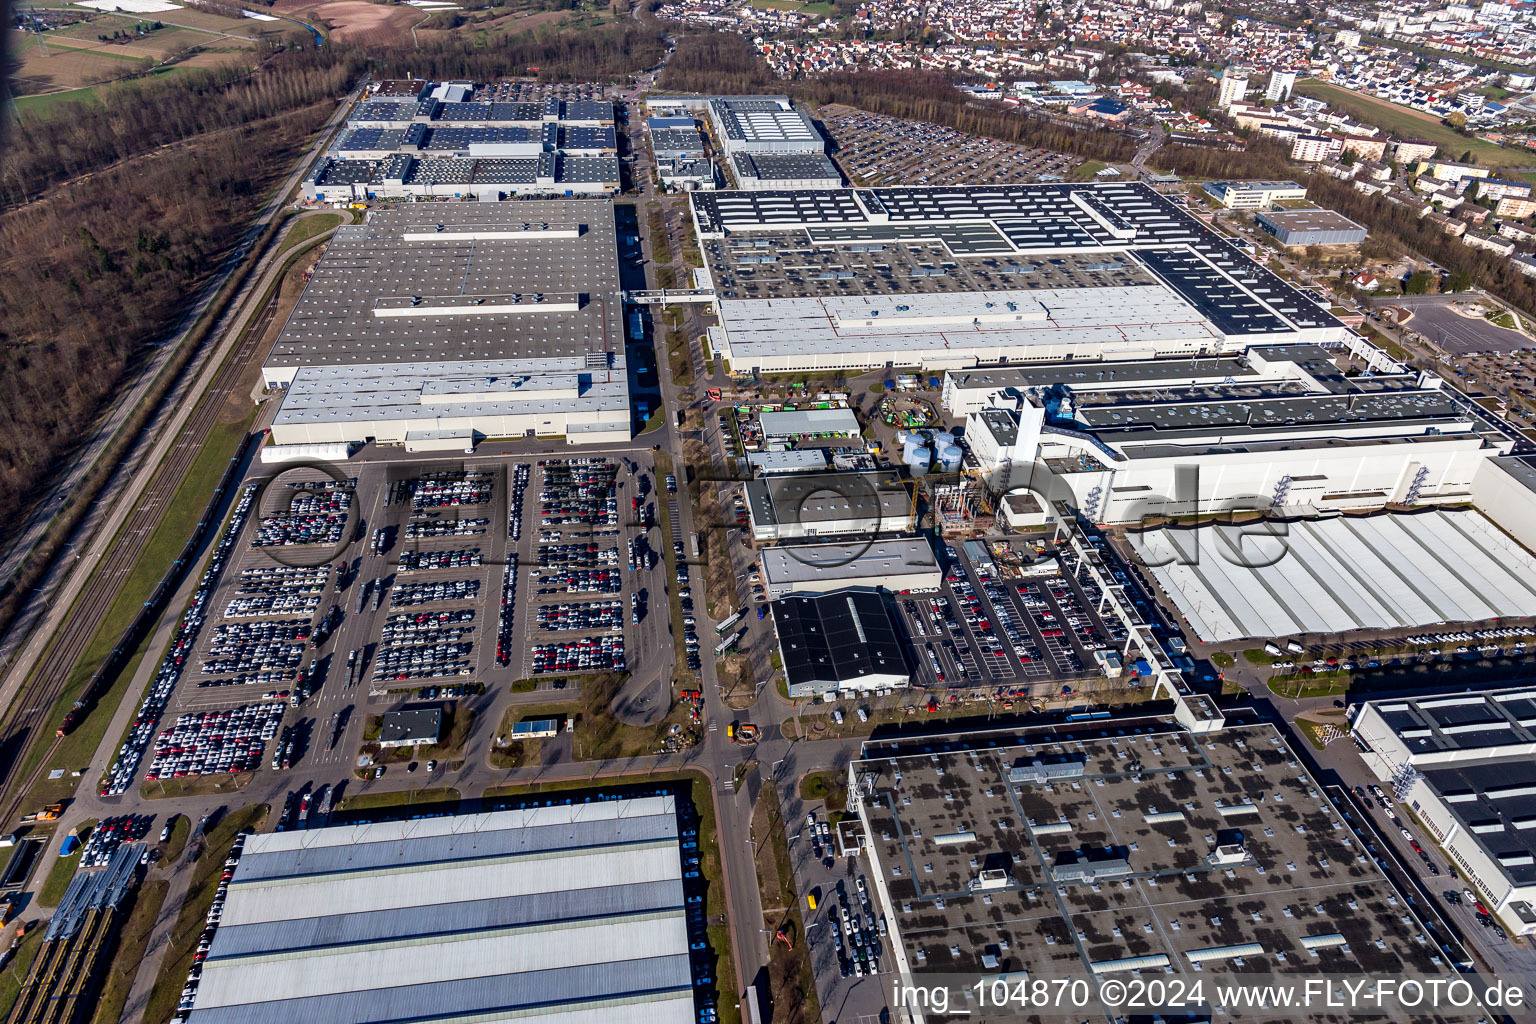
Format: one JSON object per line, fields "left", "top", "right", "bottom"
{"left": 13, "top": 7, "right": 276, "bottom": 96}
{"left": 270, "top": 0, "right": 434, "bottom": 42}
{"left": 1298, "top": 81, "right": 1536, "bottom": 175}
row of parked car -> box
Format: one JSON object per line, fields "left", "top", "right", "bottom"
{"left": 251, "top": 490, "right": 351, "bottom": 548}
{"left": 103, "top": 485, "right": 259, "bottom": 797}
{"left": 232, "top": 564, "right": 330, "bottom": 596}
{"left": 174, "top": 829, "right": 252, "bottom": 1022}
{"left": 499, "top": 465, "right": 528, "bottom": 667}
{"left": 391, "top": 579, "right": 480, "bottom": 607}
{"left": 537, "top": 542, "right": 619, "bottom": 568}
{"left": 536, "top": 568, "right": 622, "bottom": 595}
{"left": 372, "top": 641, "right": 473, "bottom": 682}
{"left": 833, "top": 875, "right": 884, "bottom": 978}
{"left": 403, "top": 472, "right": 493, "bottom": 511}
{"left": 405, "top": 515, "right": 488, "bottom": 539}
{"left": 538, "top": 458, "right": 620, "bottom": 527}
{"left": 509, "top": 464, "right": 530, "bottom": 541}
{"left": 79, "top": 814, "right": 154, "bottom": 868}
{"left": 530, "top": 635, "right": 625, "bottom": 674}
{"left": 383, "top": 609, "right": 475, "bottom": 642}
{"left": 535, "top": 601, "right": 623, "bottom": 632}
{"left": 145, "top": 703, "right": 285, "bottom": 780}
{"left": 398, "top": 548, "right": 482, "bottom": 572}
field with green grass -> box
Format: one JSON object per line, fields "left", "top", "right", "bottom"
{"left": 18, "top": 410, "right": 254, "bottom": 815}
{"left": 143, "top": 805, "right": 268, "bottom": 1024}
{"left": 1297, "top": 81, "right": 1536, "bottom": 177}
{"left": 0, "top": 927, "right": 44, "bottom": 1021}
{"left": 90, "top": 879, "right": 169, "bottom": 1024}
{"left": 277, "top": 212, "right": 341, "bottom": 255}
{"left": 37, "top": 820, "right": 96, "bottom": 908}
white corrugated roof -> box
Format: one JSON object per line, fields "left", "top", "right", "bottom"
{"left": 1133, "top": 509, "right": 1536, "bottom": 642}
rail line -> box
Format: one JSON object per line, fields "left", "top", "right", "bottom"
{"left": 0, "top": 231, "right": 322, "bottom": 824}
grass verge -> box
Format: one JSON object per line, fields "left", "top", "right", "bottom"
{"left": 338, "top": 787, "right": 462, "bottom": 814}
{"left": 277, "top": 212, "right": 340, "bottom": 255}
{"left": 37, "top": 820, "right": 96, "bottom": 908}
{"left": 89, "top": 879, "right": 169, "bottom": 1024}
{"left": 143, "top": 804, "right": 268, "bottom": 1024}
{"left": 1268, "top": 674, "right": 1351, "bottom": 699}
{"left": 750, "top": 784, "right": 819, "bottom": 1024}
{"left": 161, "top": 812, "right": 191, "bottom": 863}
{"left": 797, "top": 770, "right": 847, "bottom": 813}
{"left": 18, "top": 409, "right": 255, "bottom": 815}
{"left": 0, "top": 927, "right": 44, "bottom": 1020}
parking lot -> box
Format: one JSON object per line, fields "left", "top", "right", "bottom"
{"left": 820, "top": 104, "right": 1078, "bottom": 186}
{"left": 104, "top": 447, "right": 671, "bottom": 792}
{"left": 787, "top": 810, "right": 895, "bottom": 1024}
{"left": 891, "top": 542, "right": 1127, "bottom": 699}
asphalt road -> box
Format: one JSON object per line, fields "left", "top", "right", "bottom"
{"left": 1391, "top": 295, "right": 1533, "bottom": 354}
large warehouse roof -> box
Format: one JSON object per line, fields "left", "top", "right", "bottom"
{"left": 185, "top": 798, "right": 696, "bottom": 1024}
{"left": 851, "top": 722, "right": 1458, "bottom": 1008}
{"left": 771, "top": 588, "right": 909, "bottom": 692}
{"left": 263, "top": 203, "right": 621, "bottom": 375}
{"left": 693, "top": 183, "right": 1348, "bottom": 372}
{"left": 761, "top": 538, "right": 940, "bottom": 596}
{"left": 1131, "top": 509, "right": 1536, "bottom": 642}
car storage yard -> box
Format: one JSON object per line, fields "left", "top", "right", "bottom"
{"left": 127, "top": 448, "right": 669, "bottom": 790}
{"left": 891, "top": 543, "right": 1129, "bottom": 699}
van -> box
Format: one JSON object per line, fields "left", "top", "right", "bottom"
{"left": 1286, "top": 640, "right": 1304, "bottom": 654}
{"left": 1264, "top": 643, "right": 1283, "bottom": 656}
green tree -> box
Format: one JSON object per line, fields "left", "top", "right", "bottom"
{"left": 1405, "top": 270, "right": 1435, "bottom": 295}
{"left": 1444, "top": 111, "right": 1467, "bottom": 129}
{"left": 1446, "top": 269, "right": 1473, "bottom": 292}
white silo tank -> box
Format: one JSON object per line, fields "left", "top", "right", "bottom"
{"left": 903, "top": 439, "right": 932, "bottom": 477}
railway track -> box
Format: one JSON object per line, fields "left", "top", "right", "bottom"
{"left": 0, "top": 232, "right": 313, "bottom": 824}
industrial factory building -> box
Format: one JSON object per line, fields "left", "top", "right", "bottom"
{"left": 1130, "top": 508, "right": 1536, "bottom": 642}
{"left": 182, "top": 797, "right": 701, "bottom": 1024}
{"left": 771, "top": 588, "right": 909, "bottom": 697}
{"left": 703, "top": 96, "right": 841, "bottom": 190}
{"left": 1201, "top": 179, "right": 1308, "bottom": 209}
{"left": 305, "top": 84, "right": 619, "bottom": 201}
{"left": 759, "top": 538, "right": 941, "bottom": 599}
{"left": 847, "top": 723, "right": 1468, "bottom": 1024}
{"left": 693, "top": 183, "right": 1349, "bottom": 374}
{"left": 1352, "top": 689, "right": 1536, "bottom": 936}
{"left": 743, "top": 471, "right": 913, "bottom": 542}
{"left": 945, "top": 342, "right": 1515, "bottom": 525}
{"left": 1256, "top": 208, "right": 1367, "bottom": 247}
{"left": 263, "top": 203, "right": 630, "bottom": 450}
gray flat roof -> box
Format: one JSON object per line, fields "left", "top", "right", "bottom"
{"left": 1076, "top": 389, "right": 1460, "bottom": 436}
{"left": 691, "top": 184, "right": 1346, "bottom": 336}
{"left": 745, "top": 471, "right": 911, "bottom": 530}
{"left": 378, "top": 707, "right": 440, "bottom": 744}
{"left": 1257, "top": 208, "right": 1368, "bottom": 233}
{"left": 746, "top": 450, "right": 830, "bottom": 473}
{"left": 947, "top": 356, "right": 1255, "bottom": 391}
{"left": 854, "top": 721, "right": 1459, "bottom": 1006}
{"left": 760, "top": 538, "right": 939, "bottom": 588}
{"left": 264, "top": 203, "right": 621, "bottom": 373}
{"left": 733, "top": 152, "right": 840, "bottom": 181}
